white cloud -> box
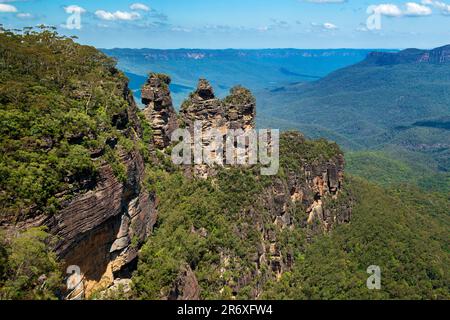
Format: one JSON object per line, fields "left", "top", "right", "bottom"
{"left": 368, "top": 2, "right": 432, "bottom": 17}
{"left": 404, "top": 2, "right": 432, "bottom": 15}
{"left": 0, "top": 4, "right": 17, "bottom": 13}
{"left": 369, "top": 4, "right": 403, "bottom": 17}
{"left": 17, "top": 12, "right": 32, "bottom": 19}
{"left": 171, "top": 26, "right": 192, "bottom": 32}
{"left": 422, "top": 0, "right": 450, "bottom": 14}
{"left": 64, "top": 5, "right": 86, "bottom": 14}
{"left": 323, "top": 22, "right": 338, "bottom": 29}
{"left": 311, "top": 22, "right": 338, "bottom": 30}
{"left": 95, "top": 10, "right": 141, "bottom": 21}
{"left": 130, "top": 3, "right": 150, "bottom": 11}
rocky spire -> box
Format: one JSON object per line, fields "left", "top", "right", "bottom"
{"left": 180, "top": 79, "right": 225, "bottom": 133}
{"left": 224, "top": 85, "right": 256, "bottom": 131}
{"left": 180, "top": 79, "right": 256, "bottom": 132}
{"left": 141, "top": 73, "right": 178, "bottom": 149}
{"left": 178, "top": 79, "right": 257, "bottom": 178}
{"left": 195, "top": 78, "right": 215, "bottom": 100}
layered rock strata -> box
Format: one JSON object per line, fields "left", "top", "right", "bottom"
{"left": 141, "top": 73, "right": 179, "bottom": 149}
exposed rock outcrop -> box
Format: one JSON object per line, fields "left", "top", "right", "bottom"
{"left": 223, "top": 86, "right": 256, "bottom": 131}
{"left": 50, "top": 86, "right": 160, "bottom": 298}
{"left": 180, "top": 79, "right": 228, "bottom": 140}
{"left": 53, "top": 151, "right": 155, "bottom": 297}
{"left": 4, "top": 73, "right": 350, "bottom": 301}
{"left": 167, "top": 265, "right": 200, "bottom": 300}
{"left": 178, "top": 79, "right": 256, "bottom": 178}
{"left": 180, "top": 79, "right": 256, "bottom": 133}
{"left": 141, "top": 73, "right": 179, "bottom": 149}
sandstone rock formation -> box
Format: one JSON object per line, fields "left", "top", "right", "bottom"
{"left": 180, "top": 79, "right": 227, "bottom": 138}
{"left": 2, "top": 74, "right": 350, "bottom": 301}
{"left": 167, "top": 265, "right": 200, "bottom": 300}
{"left": 178, "top": 79, "right": 256, "bottom": 178}
{"left": 54, "top": 150, "right": 156, "bottom": 298}
{"left": 58, "top": 95, "right": 158, "bottom": 298}
{"left": 223, "top": 85, "right": 256, "bottom": 131}
{"left": 180, "top": 79, "right": 256, "bottom": 133}
{"left": 142, "top": 77, "right": 256, "bottom": 178}
{"left": 141, "top": 73, "right": 179, "bottom": 149}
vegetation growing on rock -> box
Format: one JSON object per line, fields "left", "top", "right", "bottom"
{"left": 0, "top": 27, "right": 138, "bottom": 220}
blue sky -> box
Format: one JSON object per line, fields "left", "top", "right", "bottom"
{"left": 0, "top": 0, "right": 449, "bottom": 49}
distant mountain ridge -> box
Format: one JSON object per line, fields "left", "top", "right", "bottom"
{"left": 257, "top": 44, "right": 450, "bottom": 188}
{"left": 103, "top": 48, "right": 381, "bottom": 60}
{"left": 102, "top": 48, "right": 377, "bottom": 108}
{"left": 362, "top": 45, "right": 450, "bottom": 66}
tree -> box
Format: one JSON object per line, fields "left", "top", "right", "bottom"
{"left": 0, "top": 227, "right": 62, "bottom": 300}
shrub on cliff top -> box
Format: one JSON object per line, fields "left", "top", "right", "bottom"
{"left": 149, "top": 73, "right": 171, "bottom": 85}
{"left": 223, "top": 85, "right": 256, "bottom": 105}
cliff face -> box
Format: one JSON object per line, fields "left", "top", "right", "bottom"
{"left": 4, "top": 88, "right": 158, "bottom": 299}
{"left": 179, "top": 79, "right": 256, "bottom": 133}
{"left": 60, "top": 95, "right": 158, "bottom": 298}
{"left": 167, "top": 265, "right": 200, "bottom": 300}
{"left": 54, "top": 150, "right": 156, "bottom": 298}
{"left": 56, "top": 91, "right": 158, "bottom": 298}
{"left": 141, "top": 73, "right": 178, "bottom": 149}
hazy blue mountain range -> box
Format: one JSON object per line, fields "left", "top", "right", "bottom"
{"left": 101, "top": 48, "right": 379, "bottom": 107}
{"left": 259, "top": 48, "right": 450, "bottom": 145}
{"left": 258, "top": 45, "right": 450, "bottom": 189}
